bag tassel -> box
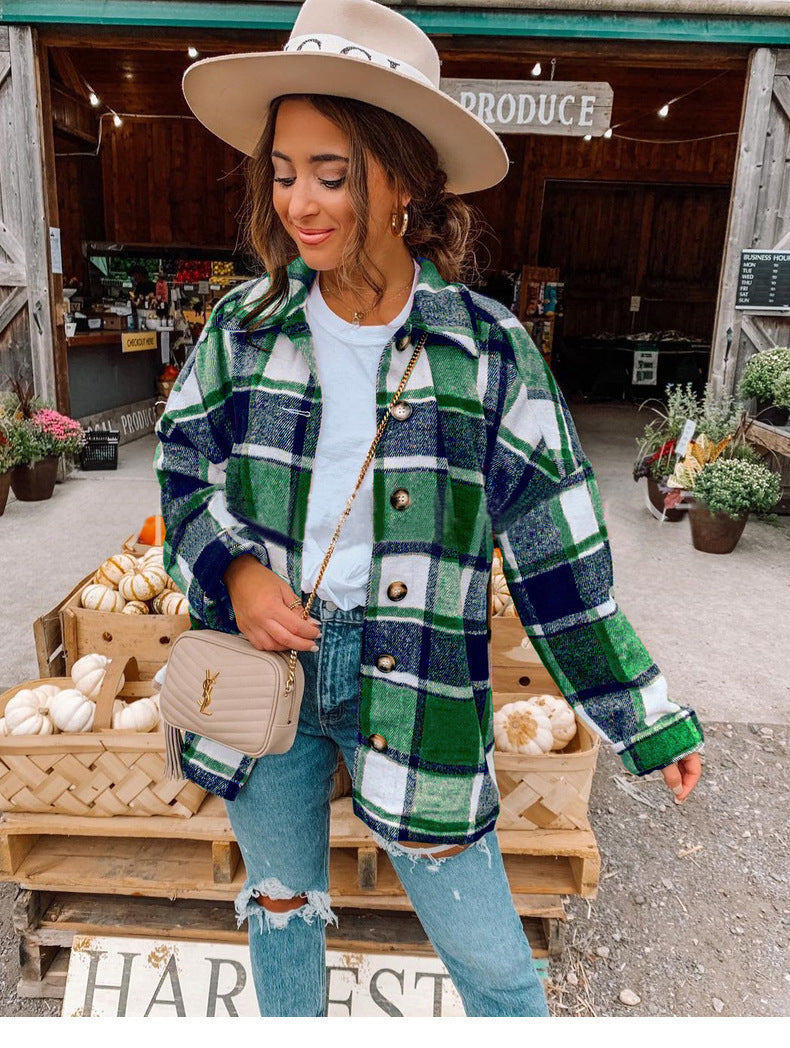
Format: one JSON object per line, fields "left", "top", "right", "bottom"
{"left": 164, "top": 723, "right": 185, "bottom": 780}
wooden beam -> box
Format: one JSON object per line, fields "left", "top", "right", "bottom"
{"left": 0, "top": 27, "right": 8, "bottom": 52}
{"left": 37, "top": 40, "right": 71, "bottom": 413}
{"left": 741, "top": 313, "right": 777, "bottom": 355}
{"left": 34, "top": 25, "right": 749, "bottom": 69}
{"left": 772, "top": 74, "right": 790, "bottom": 122}
{"left": 709, "top": 47, "right": 777, "bottom": 397}
{"left": 0, "top": 285, "right": 27, "bottom": 337}
{"left": 49, "top": 46, "right": 88, "bottom": 99}
{"left": 51, "top": 84, "right": 99, "bottom": 146}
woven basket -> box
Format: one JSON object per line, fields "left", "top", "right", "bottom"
{"left": 0, "top": 656, "right": 206, "bottom": 818}
{"left": 493, "top": 700, "right": 600, "bottom": 832}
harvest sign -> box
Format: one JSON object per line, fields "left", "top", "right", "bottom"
{"left": 440, "top": 79, "right": 613, "bottom": 136}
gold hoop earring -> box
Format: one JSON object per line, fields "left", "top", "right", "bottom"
{"left": 390, "top": 208, "right": 409, "bottom": 237}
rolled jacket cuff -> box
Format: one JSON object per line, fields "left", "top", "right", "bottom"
{"left": 617, "top": 710, "right": 705, "bottom": 776}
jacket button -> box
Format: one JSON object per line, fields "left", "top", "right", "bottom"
{"left": 395, "top": 335, "right": 411, "bottom": 352}
{"left": 387, "top": 581, "right": 407, "bottom": 602}
{"left": 376, "top": 654, "right": 396, "bottom": 672}
{"left": 391, "top": 401, "right": 412, "bottom": 421}
{"left": 369, "top": 733, "right": 388, "bottom": 752}
{"left": 390, "top": 488, "right": 410, "bottom": 510}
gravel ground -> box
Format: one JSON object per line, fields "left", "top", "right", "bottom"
{"left": 547, "top": 722, "right": 790, "bottom": 1018}
{"left": 2, "top": 719, "right": 787, "bottom": 1017}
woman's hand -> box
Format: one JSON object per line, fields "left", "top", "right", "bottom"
{"left": 661, "top": 751, "right": 702, "bottom": 804}
{"left": 222, "top": 554, "right": 321, "bottom": 652}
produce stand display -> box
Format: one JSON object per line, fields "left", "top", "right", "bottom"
{"left": 1, "top": 544, "right": 602, "bottom": 999}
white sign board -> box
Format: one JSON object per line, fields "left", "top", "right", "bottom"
{"left": 440, "top": 79, "right": 613, "bottom": 136}
{"left": 632, "top": 349, "right": 659, "bottom": 386}
{"left": 62, "top": 936, "right": 467, "bottom": 1017}
{"left": 49, "top": 226, "right": 63, "bottom": 275}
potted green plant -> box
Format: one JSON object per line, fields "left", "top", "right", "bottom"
{"left": 2, "top": 380, "right": 86, "bottom": 501}
{"left": 0, "top": 419, "right": 21, "bottom": 516}
{"left": 688, "top": 455, "right": 780, "bottom": 554}
{"left": 634, "top": 383, "right": 741, "bottom": 521}
{"left": 737, "top": 346, "right": 790, "bottom": 426}
{"left": 9, "top": 408, "right": 86, "bottom": 501}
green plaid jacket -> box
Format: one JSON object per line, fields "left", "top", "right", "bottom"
{"left": 155, "top": 257, "right": 704, "bottom": 844}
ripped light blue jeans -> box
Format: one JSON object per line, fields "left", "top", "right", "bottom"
{"left": 224, "top": 596, "right": 549, "bottom": 1018}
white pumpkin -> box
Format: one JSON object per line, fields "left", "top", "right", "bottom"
{"left": 0, "top": 717, "right": 7, "bottom": 736}
{"left": 95, "top": 553, "right": 138, "bottom": 588}
{"left": 493, "top": 701, "right": 554, "bottom": 755}
{"left": 31, "top": 683, "right": 62, "bottom": 702}
{"left": 151, "top": 590, "right": 188, "bottom": 616}
{"left": 111, "top": 697, "right": 160, "bottom": 732}
{"left": 121, "top": 599, "right": 150, "bottom": 615}
{"left": 141, "top": 546, "right": 164, "bottom": 564}
{"left": 491, "top": 573, "right": 516, "bottom": 616}
{"left": 50, "top": 688, "right": 96, "bottom": 733}
{"left": 4, "top": 690, "right": 55, "bottom": 735}
{"left": 71, "top": 653, "right": 125, "bottom": 701}
{"left": 525, "top": 694, "right": 577, "bottom": 751}
{"left": 117, "top": 564, "right": 168, "bottom": 602}
{"left": 81, "top": 583, "right": 127, "bottom": 613}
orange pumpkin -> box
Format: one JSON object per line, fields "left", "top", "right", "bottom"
{"left": 138, "top": 515, "right": 166, "bottom": 546}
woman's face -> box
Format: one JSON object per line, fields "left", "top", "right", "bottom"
{"left": 271, "top": 98, "right": 406, "bottom": 275}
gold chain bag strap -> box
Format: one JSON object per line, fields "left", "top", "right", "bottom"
{"left": 160, "top": 333, "right": 426, "bottom": 774}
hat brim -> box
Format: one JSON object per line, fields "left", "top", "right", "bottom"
{"left": 182, "top": 52, "right": 509, "bottom": 195}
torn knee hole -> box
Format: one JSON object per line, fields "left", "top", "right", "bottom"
{"left": 256, "top": 894, "right": 308, "bottom": 913}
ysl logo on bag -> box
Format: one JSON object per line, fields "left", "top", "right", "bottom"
{"left": 199, "top": 669, "right": 220, "bottom": 715}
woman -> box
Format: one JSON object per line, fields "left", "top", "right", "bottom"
{"left": 156, "top": 0, "right": 703, "bottom": 1018}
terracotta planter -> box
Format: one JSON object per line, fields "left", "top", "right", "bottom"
{"left": 646, "top": 476, "right": 687, "bottom": 522}
{"left": 755, "top": 400, "right": 789, "bottom": 427}
{"left": 10, "top": 456, "right": 59, "bottom": 502}
{"left": 688, "top": 502, "right": 749, "bottom": 554}
{"left": 0, "top": 470, "right": 11, "bottom": 516}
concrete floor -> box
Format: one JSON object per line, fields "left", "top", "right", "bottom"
{"left": 1, "top": 402, "right": 788, "bottom": 725}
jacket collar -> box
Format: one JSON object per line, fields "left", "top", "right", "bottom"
{"left": 241, "top": 255, "right": 480, "bottom": 358}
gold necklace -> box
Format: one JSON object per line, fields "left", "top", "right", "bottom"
{"left": 322, "top": 274, "right": 414, "bottom": 326}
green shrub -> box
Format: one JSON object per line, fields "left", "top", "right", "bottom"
{"left": 772, "top": 370, "right": 790, "bottom": 411}
{"left": 692, "top": 458, "right": 780, "bottom": 518}
{"left": 738, "top": 347, "right": 790, "bottom": 403}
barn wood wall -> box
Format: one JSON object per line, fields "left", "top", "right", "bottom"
{"left": 100, "top": 119, "right": 246, "bottom": 248}
{"left": 469, "top": 132, "right": 738, "bottom": 340}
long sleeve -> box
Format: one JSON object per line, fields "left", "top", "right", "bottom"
{"left": 154, "top": 313, "right": 271, "bottom": 632}
{"left": 484, "top": 315, "right": 704, "bottom": 776}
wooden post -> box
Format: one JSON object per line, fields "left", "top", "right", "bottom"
{"left": 710, "top": 47, "right": 790, "bottom": 397}
{"left": 0, "top": 27, "right": 57, "bottom": 403}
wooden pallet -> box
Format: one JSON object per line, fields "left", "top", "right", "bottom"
{"left": 10, "top": 887, "right": 563, "bottom": 999}
{"left": 0, "top": 794, "right": 600, "bottom": 905}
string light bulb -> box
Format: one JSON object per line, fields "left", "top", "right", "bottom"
{"left": 188, "top": 46, "right": 199, "bottom": 58}
{"left": 658, "top": 103, "right": 670, "bottom": 118}
{"left": 583, "top": 134, "right": 592, "bottom": 142}
{"left": 531, "top": 62, "right": 541, "bottom": 77}
{"left": 88, "top": 91, "right": 100, "bottom": 107}
{"left": 112, "top": 113, "right": 122, "bottom": 128}
{"left": 604, "top": 128, "right": 613, "bottom": 139}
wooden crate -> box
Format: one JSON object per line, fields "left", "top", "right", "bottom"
{"left": 489, "top": 617, "right": 559, "bottom": 697}
{"left": 59, "top": 581, "right": 190, "bottom": 679}
{"left": 0, "top": 659, "right": 206, "bottom": 819}
{"left": 0, "top": 794, "right": 599, "bottom": 903}
{"left": 34, "top": 565, "right": 190, "bottom": 681}
{"left": 490, "top": 617, "right": 601, "bottom": 832}
{"left": 9, "top": 887, "right": 560, "bottom": 999}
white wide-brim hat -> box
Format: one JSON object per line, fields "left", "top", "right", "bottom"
{"left": 182, "top": 0, "right": 509, "bottom": 195}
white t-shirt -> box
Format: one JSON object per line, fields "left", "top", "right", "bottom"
{"left": 301, "top": 266, "right": 419, "bottom": 609}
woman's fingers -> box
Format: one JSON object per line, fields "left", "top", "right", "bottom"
{"left": 662, "top": 752, "right": 703, "bottom": 804}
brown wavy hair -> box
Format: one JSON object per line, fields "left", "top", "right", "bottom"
{"left": 239, "top": 94, "right": 478, "bottom": 329}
